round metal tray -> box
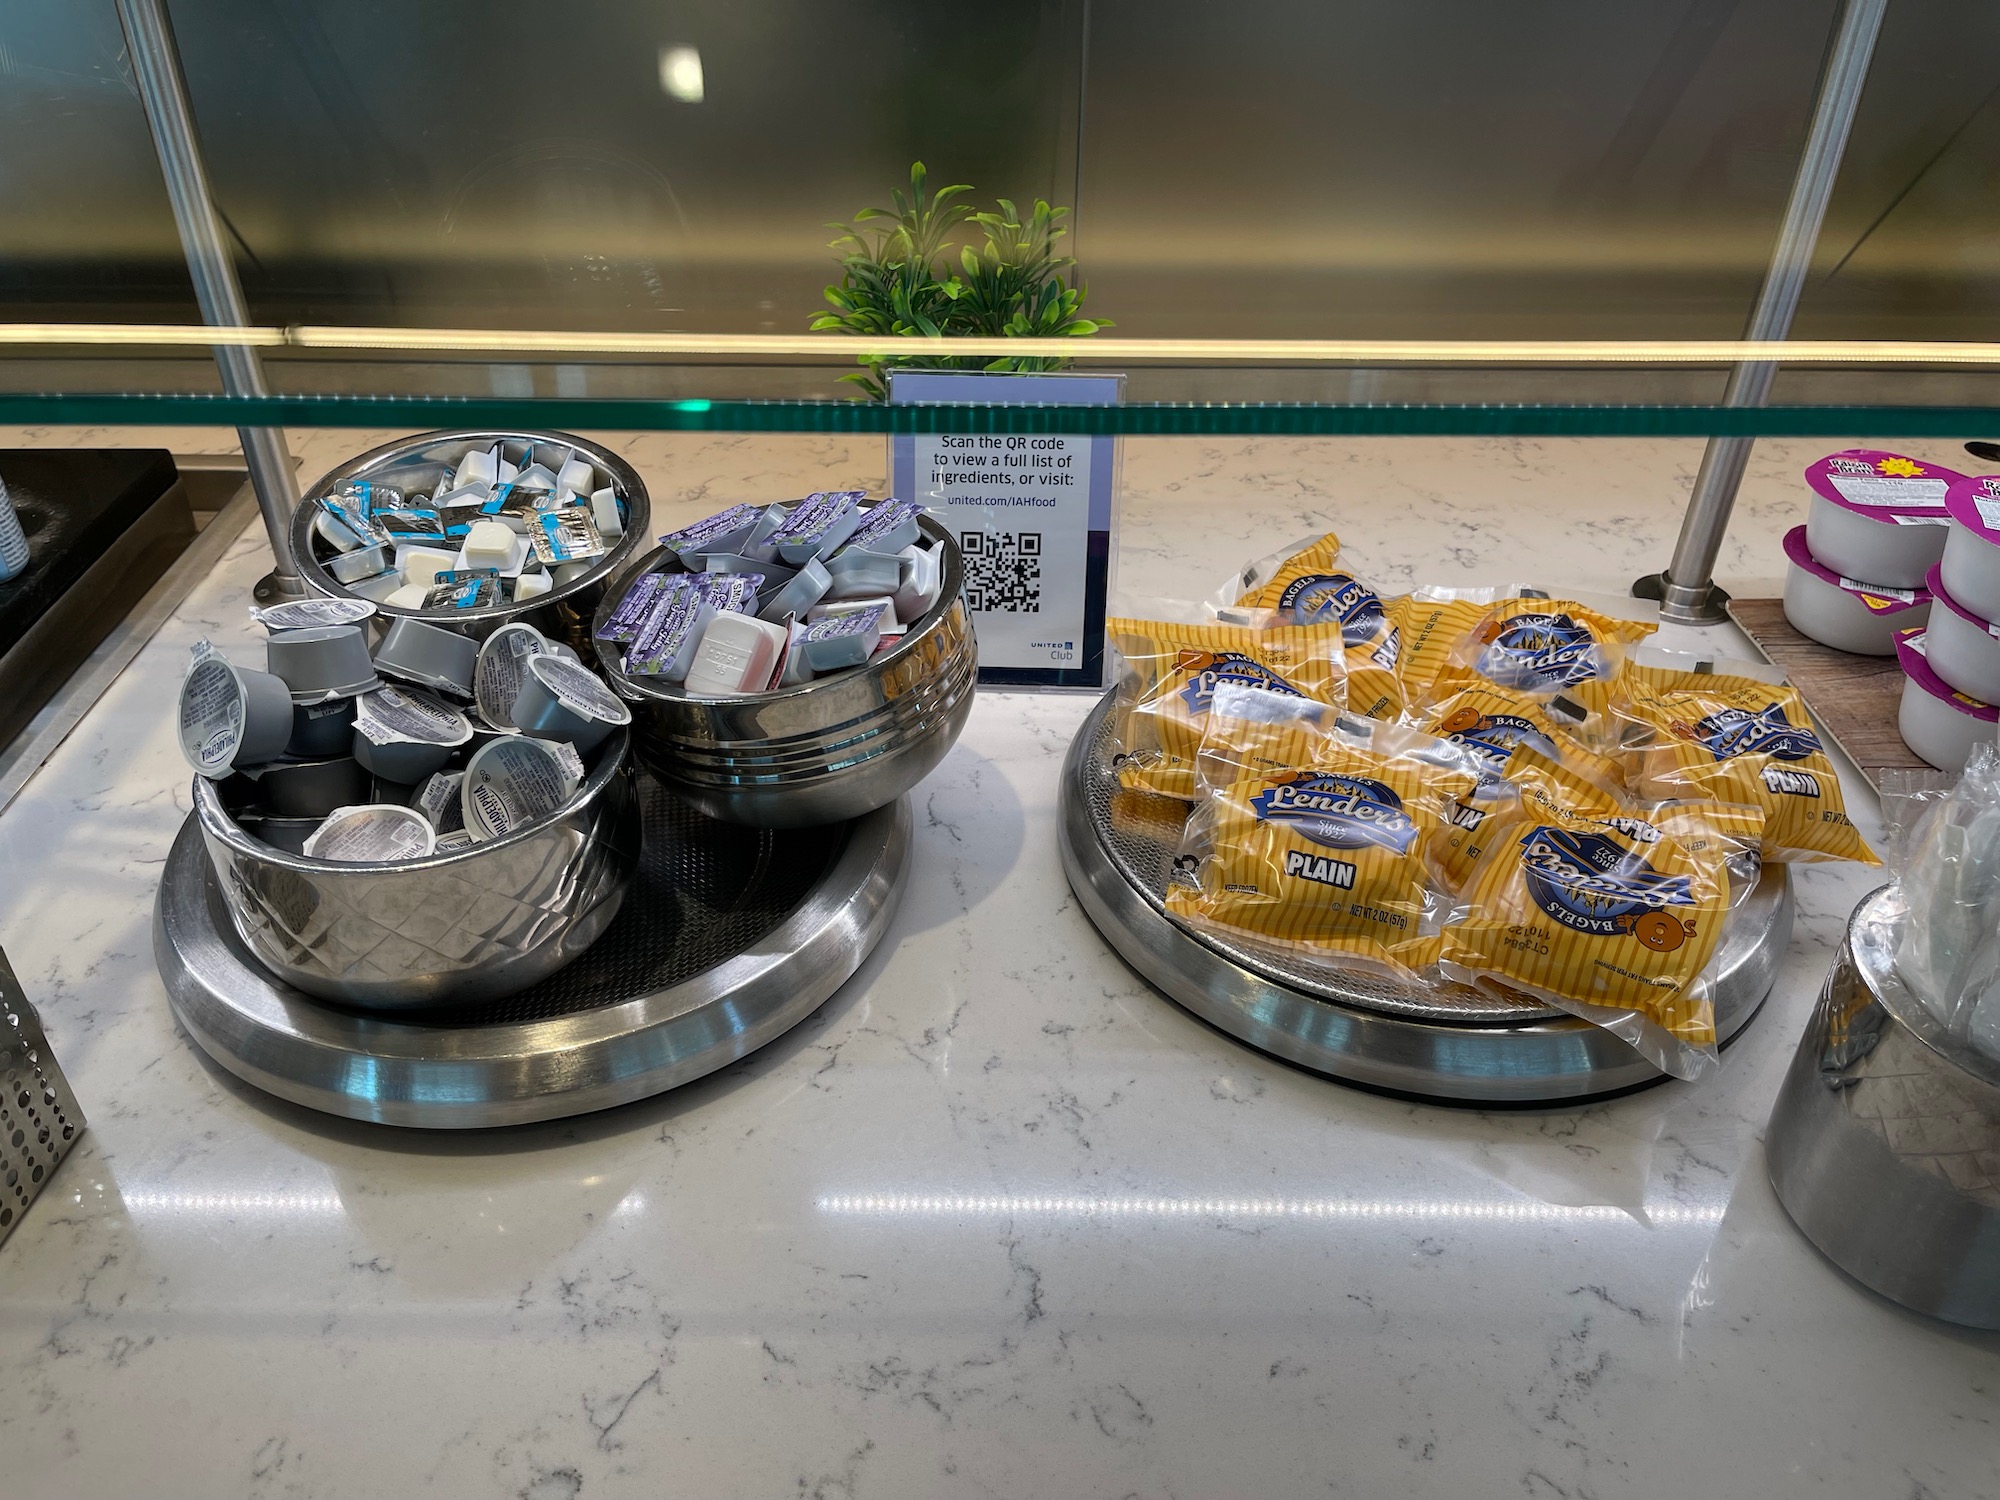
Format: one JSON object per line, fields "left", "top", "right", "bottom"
{"left": 156, "top": 779, "right": 909, "bottom": 1128}
{"left": 1059, "top": 692, "right": 1792, "bottom": 1103}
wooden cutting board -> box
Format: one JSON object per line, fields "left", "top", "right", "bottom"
{"left": 1727, "top": 597, "right": 1925, "bottom": 788}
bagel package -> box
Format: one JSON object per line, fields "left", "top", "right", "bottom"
{"left": 1107, "top": 618, "right": 1348, "bottom": 801}
{"left": 1390, "top": 591, "right": 1656, "bottom": 702}
{"left": 1233, "top": 533, "right": 1402, "bottom": 667}
{"left": 1165, "top": 684, "right": 1481, "bottom": 979}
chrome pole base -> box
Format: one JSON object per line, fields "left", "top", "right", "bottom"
{"left": 1059, "top": 692, "right": 1790, "bottom": 1104}
{"left": 1631, "top": 571, "right": 1733, "bottom": 626}
{"left": 155, "top": 780, "right": 910, "bottom": 1128}
{"left": 251, "top": 569, "right": 307, "bottom": 605}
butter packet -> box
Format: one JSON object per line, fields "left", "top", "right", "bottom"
{"left": 1234, "top": 534, "right": 1402, "bottom": 665}
{"left": 1390, "top": 591, "right": 1655, "bottom": 700}
{"left": 1439, "top": 749, "right": 1733, "bottom": 1080}
{"left": 1107, "top": 618, "right": 1349, "bottom": 801}
{"left": 1165, "top": 684, "right": 1482, "bottom": 980}
{"left": 1614, "top": 659, "right": 1879, "bottom": 866}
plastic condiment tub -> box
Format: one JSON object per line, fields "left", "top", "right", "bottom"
{"left": 302, "top": 803, "right": 437, "bottom": 863}
{"left": 462, "top": 735, "right": 583, "bottom": 840}
{"left": 374, "top": 615, "right": 478, "bottom": 696}
{"left": 472, "top": 621, "right": 552, "bottom": 729}
{"left": 1804, "top": 450, "right": 1962, "bottom": 588}
{"left": 350, "top": 683, "right": 474, "bottom": 782}
{"left": 511, "top": 653, "right": 633, "bottom": 753}
{"left": 1941, "top": 473, "right": 2000, "bottom": 623}
{"left": 266, "top": 624, "right": 381, "bottom": 702}
{"left": 177, "top": 644, "right": 295, "bottom": 779}
{"left": 1780, "top": 526, "right": 1931, "bottom": 655}
{"left": 242, "top": 755, "right": 370, "bottom": 818}
{"left": 287, "top": 696, "right": 358, "bottom": 757}
{"left": 1895, "top": 628, "right": 1998, "bottom": 771}
{"left": 1920, "top": 562, "right": 2000, "bottom": 702}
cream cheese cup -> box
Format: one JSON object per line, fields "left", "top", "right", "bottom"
{"left": 1896, "top": 628, "right": 1999, "bottom": 772}
{"left": 462, "top": 735, "right": 585, "bottom": 841}
{"left": 349, "top": 683, "right": 473, "bottom": 783}
{"left": 302, "top": 803, "right": 437, "bottom": 863}
{"left": 473, "top": 621, "right": 553, "bottom": 728}
{"left": 511, "top": 653, "right": 633, "bottom": 752}
{"left": 374, "top": 615, "right": 479, "bottom": 696}
{"left": 177, "top": 641, "right": 295, "bottom": 778}
{"left": 250, "top": 597, "right": 376, "bottom": 633}
{"left": 1941, "top": 473, "right": 2000, "bottom": 623}
{"left": 287, "top": 695, "right": 359, "bottom": 758}
{"left": 414, "top": 770, "right": 467, "bottom": 833}
{"left": 1921, "top": 562, "right": 2000, "bottom": 702}
{"left": 241, "top": 755, "right": 371, "bottom": 818}
{"left": 1780, "top": 526, "right": 1930, "bottom": 655}
{"left": 265, "top": 624, "right": 381, "bottom": 703}
{"left": 1803, "top": 450, "right": 1961, "bottom": 588}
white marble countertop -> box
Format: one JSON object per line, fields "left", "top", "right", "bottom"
{"left": 1, "top": 426, "right": 1995, "bottom": 1499}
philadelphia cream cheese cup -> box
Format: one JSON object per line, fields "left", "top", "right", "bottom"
{"left": 241, "top": 754, "right": 370, "bottom": 818}
{"left": 177, "top": 642, "right": 295, "bottom": 779}
{"left": 472, "top": 621, "right": 552, "bottom": 728}
{"left": 511, "top": 653, "right": 633, "bottom": 753}
{"left": 1780, "top": 526, "right": 1930, "bottom": 655}
{"left": 1803, "top": 449, "right": 1960, "bottom": 588}
{"left": 1921, "top": 562, "right": 2000, "bottom": 703}
{"left": 461, "top": 735, "right": 584, "bottom": 841}
{"left": 233, "top": 813, "right": 323, "bottom": 856}
{"left": 1941, "top": 473, "right": 2000, "bottom": 623}
{"left": 349, "top": 683, "right": 473, "bottom": 783}
{"left": 301, "top": 803, "right": 437, "bottom": 863}
{"left": 1896, "top": 628, "right": 1999, "bottom": 772}
{"left": 287, "top": 695, "right": 358, "bottom": 758}
{"left": 250, "top": 596, "right": 376, "bottom": 633}
{"left": 373, "top": 615, "right": 478, "bottom": 697}
{"left": 265, "top": 623, "right": 381, "bottom": 703}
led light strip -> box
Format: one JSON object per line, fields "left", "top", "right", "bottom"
{"left": 815, "top": 1193, "right": 1723, "bottom": 1225}
{"left": 6, "top": 322, "right": 2000, "bottom": 366}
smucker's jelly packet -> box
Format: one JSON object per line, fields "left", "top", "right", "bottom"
{"left": 1165, "top": 683, "right": 1481, "bottom": 980}
{"left": 1107, "top": 618, "right": 1349, "bottom": 801}
{"left": 1233, "top": 534, "right": 1402, "bottom": 667}
{"left": 1439, "top": 748, "right": 1732, "bottom": 1080}
{"left": 1387, "top": 591, "right": 1655, "bottom": 701}
{"left": 1613, "top": 659, "right": 1880, "bottom": 866}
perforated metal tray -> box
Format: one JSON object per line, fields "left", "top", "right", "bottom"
{"left": 1059, "top": 692, "right": 1792, "bottom": 1103}
{"left": 155, "top": 779, "right": 909, "bottom": 1128}
{"left": 0, "top": 946, "right": 85, "bottom": 1245}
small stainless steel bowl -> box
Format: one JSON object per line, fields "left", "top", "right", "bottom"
{"left": 594, "top": 515, "right": 975, "bottom": 828}
{"left": 193, "top": 729, "right": 640, "bottom": 1011}
{"left": 291, "top": 429, "right": 651, "bottom": 652}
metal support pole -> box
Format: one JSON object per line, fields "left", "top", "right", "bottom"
{"left": 114, "top": 0, "right": 304, "bottom": 602}
{"left": 1636, "top": 0, "right": 1887, "bottom": 625}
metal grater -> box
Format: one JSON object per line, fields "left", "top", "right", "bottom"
{"left": 0, "top": 944, "right": 84, "bottom": 1247}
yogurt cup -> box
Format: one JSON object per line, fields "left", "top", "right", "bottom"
{"left": 177, "top": 642, "right": 295, "bottom": 779}
{"left": 243, "top": 754, "right": 371, "bottom": 818}
{"left": 374, "top": 615, "right": 478, "bottom": 697}
{"left": 266, "top": 624, "right": 381, "bottom": 703}
{"left": 1921, "top": 563, "right": 2000, "bottom": 702}
{"left": 350, "top": 683, "right": 474, "bottom": 782}
{"left": 1941, "top": 473, "right": 2000, "bottom": 624}
{"left": 462, "top": 735, "right": 584, "bottom": 841}
{"left": 473, "top": 621, "right": 553, "bottom": 728}
{"left": 1896, "top": 628, "right": 1999, "bottom": 772}
{"left": 1780, "top": 526, "right": 1931, "bottom": 655}
{"left": 287, "top": 695, "right": 359, "bottom": 757}
{"left": 302, "top": 803, "right": 438, "bottom": 863}
{"left": 1804, "top": 450, "right": 1962, "bottom": 588}
{"left": 512, "top": 653, "right": 633, "bottom": 753}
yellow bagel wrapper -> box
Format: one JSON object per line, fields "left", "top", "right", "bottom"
{"left": 1616, "top": 665, "right": 1879, "bottom": 866}
{"left": 1343, "top": 661, "right": 1406, "bottom": 722}
{"left": 1108, "top": 619, "right": 1347, "bottom": 801}
{"left": 1392, "top": 595, "right": 1655, "bottom": 702}
{"left": 1235, "top": 534, "right": 1402, "bottom": 668}
{"left": 1168, "top": 700, "right": 1480, "bottom": 978}
{"left": 1440, "top": 749, "right": 1731, "bottom": 1079}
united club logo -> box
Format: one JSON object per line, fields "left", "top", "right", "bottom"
{"left": 1518, "top": 825, "right": 1697, "bottom": 951}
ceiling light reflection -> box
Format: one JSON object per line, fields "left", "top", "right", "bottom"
{"left": 122, "top": 1190, "right": 345, "bottom": 1218}
{"left": 659, "top": 46, "right": 704, "bottom": 103}
{"left": 816, "top": 1193, "right": 1723, "bottom": 1226}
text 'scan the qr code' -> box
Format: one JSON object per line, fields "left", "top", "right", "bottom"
{"left": 961, "top": 531, "right": 1043, "bottom": 613}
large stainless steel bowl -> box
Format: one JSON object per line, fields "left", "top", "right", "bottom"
{"left": 594, "top": 514, "right": 976, "bottom": 827}
{"left": 292, "top": 429, "right": 651, "bottom": 651}
{"left": 193, "top": 730, "right": 640, "bottom": 1011}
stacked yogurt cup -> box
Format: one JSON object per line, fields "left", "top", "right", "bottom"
{"left": 1897, "top": 470, "right": 2000, "bottom": 770}
{"left": 176, "top": 597, "right": 632, "bottom": 861}
{"left": 1783, "top": 449, "right": 1959, "bottom": 655}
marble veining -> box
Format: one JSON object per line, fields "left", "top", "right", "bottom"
{"left": 0, "top": 426, "right": 1994, "bottom": 1498}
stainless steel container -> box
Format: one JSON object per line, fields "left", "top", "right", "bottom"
{"left": 1766, "top": 884, "right": 2000, "bottom": 1329}
{"left": 291, "top": 430, "right": 651, "bottom": 652}
{"left": 193, "top": 730, "right": 640, "bottom": 1011}
{"left": 0, "top": 944, "right": 85, "bottom": 1247}
{"left": 595, "top": 516, "right": 976, "bottom": 828}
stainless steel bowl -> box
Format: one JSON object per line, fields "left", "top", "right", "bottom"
{"left": 594, "top": 515, "right": 976, "bottom": 827}
{"left": 193, "top": 730, "right": 640, "bottom": 1011}
{"left": 292, "top": 429, "right": 651, "bottom": 652}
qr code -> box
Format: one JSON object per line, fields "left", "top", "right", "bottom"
{"left": 961, "top": 530, "right": 1041, "bottom": 612}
